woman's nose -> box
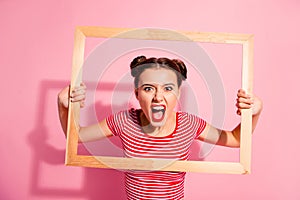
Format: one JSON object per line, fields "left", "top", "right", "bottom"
{"left": 153, "top": 89, "right": 163, "bottom": 102}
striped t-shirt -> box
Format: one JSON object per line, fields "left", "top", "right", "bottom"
{"left": 106, "top": 108, "right": 206, "bottom": 200}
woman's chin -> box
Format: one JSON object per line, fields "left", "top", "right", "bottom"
{"left": 149, "top": 115, "right": 168, "bottom": 127}
{"left": 150, "top": 121, "right": 166, "bottom": 127}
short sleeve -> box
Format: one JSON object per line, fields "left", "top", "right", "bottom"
{"left": 105, "top": 110, "right": 128, "bottom": 136}
{"left": 188, "top": 113, "right": 207, "bottom": 139}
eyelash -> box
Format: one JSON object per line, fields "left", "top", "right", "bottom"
{"left": 143, "top": 86, "right": 173, "bottom": 92}
{"left": 143, "top": 87, "right": 153, "bottom": 91}
{"left": 165, "top": 86, "right": 173, "bottom": 91}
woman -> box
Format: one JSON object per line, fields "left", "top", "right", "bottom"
{"left": 58, "top": 56, "right": 263, "bottom": 199}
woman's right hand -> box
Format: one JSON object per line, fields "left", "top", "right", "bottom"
{"left": 58, "top": 82, "right": 86, "bottom": 108}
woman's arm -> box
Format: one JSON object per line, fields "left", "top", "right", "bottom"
{"left": 57, "top": 83, "right": 113, "bottom": 143}
{"left": 198, "top": 89, "right": 263, "bottom": 148}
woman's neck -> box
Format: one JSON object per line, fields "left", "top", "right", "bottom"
{"left": 139, "top": 111, "right": 176, "bottom": 137}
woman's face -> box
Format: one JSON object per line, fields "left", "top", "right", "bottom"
{"left": 135, "top": 67, "right": 180, "bottom": 127}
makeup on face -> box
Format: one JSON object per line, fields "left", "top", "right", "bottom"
{"left": 136, "top": 68, "right": 180, "bottom": 127}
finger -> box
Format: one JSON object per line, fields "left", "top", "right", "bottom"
{"left": 237, "top": 89, "right": 253, "bottom": 99}
{"left": 80, "top": 101, "right": 85, "bottom": 108}
{"left": 75, "top": 83, "right": 87, "bottom": 92}
{"left": 71, "top": 94, "right": 86, "bottom": 102}
{"left": 237, "top": 89, "right": 246, "bottom": 96}
{"left": 58, "top": 86, "right": 70, "bottom": 97}
{"left": 80, "top": 82, "right": 86, "bottom": 89}
{"left": 238, "top": 89, "right": 245, "bottom": 94}
{"left": 237, "top": 91, "right": 252, "bottom": 100}
{"left": 72, "top": 87, "right": 86, "bottom": 94}
{"left": 58, "top": 86, "right": 71, "bottom": 107}
{"left": 72, "top": 83, "right": 87, "bottom": 93}
{"left": 237, "top": 96, "right": 254, "bottom": 105}
{"left": 236, "top": 102, "right": 252, "bottom": 109}
{"left": 71, "top": 88, "right": 86, "bottom": 98}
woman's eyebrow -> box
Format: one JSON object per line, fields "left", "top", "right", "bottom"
{"left": 164, "top": 83, "right": 176, "bottom": 86}
{"left": 141, "top": 83, "right": 155, "bottom": 87}
{"left": 141, "top": 83, "right": 176, "bottom": 87}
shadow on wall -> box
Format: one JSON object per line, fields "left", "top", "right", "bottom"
{"left": 27, "top": 80, "right": 127, "bottom": 200}
{"left": 26, "top": 79, "right": 203, "bottom": 200}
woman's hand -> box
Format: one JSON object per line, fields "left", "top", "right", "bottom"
{"left": 236, "top": 89, "right": 263, "bottom": 116}
{"left": 58, "top": 82, "right": 86, "bottom": 108}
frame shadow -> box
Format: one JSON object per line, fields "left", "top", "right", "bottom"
{"left": 27, "top": 79, "right": 126, "bottom": 199}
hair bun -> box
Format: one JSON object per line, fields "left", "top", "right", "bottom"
{"left": 172, "top": 59, "right": 187, "bottom": 80}
{"left": 130, "top": 55, "right": 146, "bottom": 69}
{"left": 130, "top": 55, "right": 147, "bottom": 77}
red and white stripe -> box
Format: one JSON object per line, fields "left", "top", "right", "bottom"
{"left": 106, "top": 108, "right": 206, "bottom": 200}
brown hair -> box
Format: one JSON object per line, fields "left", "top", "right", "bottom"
{"left": 130, "top": 56, "right": 187, "bottom": 88}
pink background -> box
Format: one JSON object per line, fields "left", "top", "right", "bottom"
{"left": 1, "top": 0, "right": 300, "bottom": 199}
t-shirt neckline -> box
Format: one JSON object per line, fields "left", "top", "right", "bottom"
{"left": 135, "top": 108, "right": 178, "bottom": 138}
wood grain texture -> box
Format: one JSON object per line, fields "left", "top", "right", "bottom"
{"left": 65, "top": 28, "right": 85, "bottom": 164}
{"left": 78, "top": 26, "right": 251, "bottom": 44}
{"left": 67, "top": 156, "right": 247, "bottom": 174}
{"left": 65, "top": 26, "right": 253, "bottom": 174}
{"left": 240, "top": 35, "right": 254, "bottom": 173}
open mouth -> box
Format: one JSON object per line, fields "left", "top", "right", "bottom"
{"left": 151, "top": 105, "right": 166, "bottom": 122}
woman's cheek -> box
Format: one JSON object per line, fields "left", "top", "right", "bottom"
{"left": 167, "top": 94, "right": 178, "bottom": 106}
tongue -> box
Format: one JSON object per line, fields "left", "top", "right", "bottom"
{"left": 152, "top": 110, "right": 164, "bottom": 122}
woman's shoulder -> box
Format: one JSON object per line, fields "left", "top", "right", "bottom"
{"left": 177, "top": 110, "right": 196, "bottom": 118}
{"left": 110, "top": 107, "right": 138, "bottom": 114}
{"left": 128, "top": 107, "right": 141, "bottom": 116}
{"left": 176, "top": 111, "right": 207, "bottom": 133}
{"left": 177, "top": 111, "right": 206, "bottom": 122}
{"left": 110, "top": 108, "right": 141, "bottom": 121}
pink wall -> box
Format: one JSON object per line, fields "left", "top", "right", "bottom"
{"left": 1, "top": 0, "right": 299, "bottom": 199}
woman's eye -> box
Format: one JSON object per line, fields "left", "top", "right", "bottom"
{"left": 144, "top": 87, "right": 153, "bottom": 92}
{"left": 165, "top": 86, "right": 173, "bottom": 91}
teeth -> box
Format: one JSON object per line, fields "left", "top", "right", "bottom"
{"left": 152, "top": 106, "right": 165, "bottom": 111}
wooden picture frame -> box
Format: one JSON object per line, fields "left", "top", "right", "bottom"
{"left": 65, "top": 26, "right": 254, "bottom": 174}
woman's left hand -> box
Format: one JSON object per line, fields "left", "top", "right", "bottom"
{"left": 236, "top": 89, "right": 263, "bottom": 116}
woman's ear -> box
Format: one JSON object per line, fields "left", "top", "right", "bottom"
{"left": 135, "top": 88, "right": 139, "bottom": 99}
{"left": 177, "top": 89, "right": 181, "bottom": 99}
